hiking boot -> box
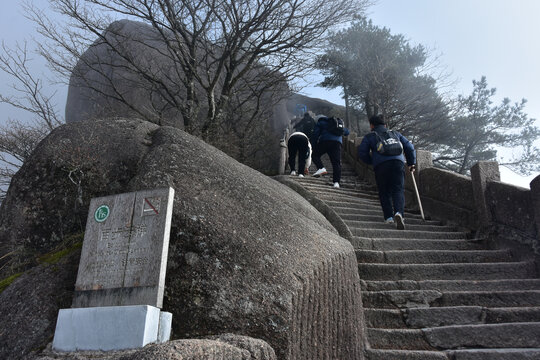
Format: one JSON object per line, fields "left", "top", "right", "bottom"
{"left": 333, "top": 182, "right": 340, "bottom": 188}
{"left": 290, "top": 170, "right": 297, "bottom": 176}
{"left": 313, "top": 168, "right": 328, "bottom": 177}
{"left": 394, "top": 212, "right": 405, "bottom": 230}
{"left": 384, "top": 217, "right": 394, "bottom": 224}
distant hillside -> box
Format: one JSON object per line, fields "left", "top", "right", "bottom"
{"left": 286, "top": 93, "right": 370, "bottom": 134}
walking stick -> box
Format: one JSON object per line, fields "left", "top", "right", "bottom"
{"left": 410, "top": 168, "right": 425, "bottom": 221}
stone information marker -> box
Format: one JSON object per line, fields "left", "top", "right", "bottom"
{"left": 73, "top": 188, "right": 173, "bottom": 307}
{"left": 53, "top": 187, "right": 175, "bottom": 352}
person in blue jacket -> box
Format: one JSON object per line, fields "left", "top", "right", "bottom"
{"left": 311, "top": 116, "right": 350, "bottom": 188}
{"left": 357, "top": 114, "right": 416, "bottom": 230}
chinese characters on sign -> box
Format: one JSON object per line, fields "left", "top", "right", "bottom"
{"left": 73, "top": 188, "right": 174, "bottom": 308}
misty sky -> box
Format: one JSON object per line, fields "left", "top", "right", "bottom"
{"left": 305, "top": 0, "right": 540, "bottom": 188}
{"left": 1, "top": 0, "right": 540, "bottom": 187}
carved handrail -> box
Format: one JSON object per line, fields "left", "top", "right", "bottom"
{"left": 279, "top": 127, "right": 290, "bottom": 175}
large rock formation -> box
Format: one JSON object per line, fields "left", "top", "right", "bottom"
{"left": 0, "top": 248, "right": 80, "bottom": 359}
{"left": 65, "top": 20, "right": 188, "bottom": 127}
{"left": 34, "top": 334, "right": 276, "bottom": 360}
{"left": 0, "top": 119, "right": 365, "bottom": 359}
{"left": 64, "top": 20, "right": 352, "bottom": 174}
{"left": 64, "top": 19, "right": 292, "bottom": 174}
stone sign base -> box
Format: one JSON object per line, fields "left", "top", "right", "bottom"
{"left": 52, "top": 305, "right": 172, "bottom": 351}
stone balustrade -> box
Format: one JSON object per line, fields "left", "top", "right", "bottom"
{"left": 343, "top": 133, "right": 540, "bottom": 273}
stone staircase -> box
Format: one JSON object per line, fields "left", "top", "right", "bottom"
{"left": 290, "top": 158, "right": 540, "bottom": 359}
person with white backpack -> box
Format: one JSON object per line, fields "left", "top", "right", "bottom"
{"left": 288, "top": 131, "right": 312, "bottom": 177}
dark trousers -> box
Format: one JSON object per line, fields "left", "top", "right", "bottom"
{"left": 374, "top": 160, "right": 405, "bottom": 220}
{"left": 287, "top": 134, "right": 309, "bottom": 173}
{"left": 312, "top": 140, "right": 342, "bottom": 183}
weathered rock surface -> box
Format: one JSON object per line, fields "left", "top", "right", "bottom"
{"left": 64, "top": 19, "right": 290, "bottom": 174}
{"left": 37, "top": 334, "right": 276, "bottom": 360}
{"left": 0, "top": 119, "right": 158, "bottom": 256}
{"left": 65, "top": 20, "right": 190, "bottom": 127}
{"left": 64, "top": 20, "right": 349, "bottom": 174}
{"left": 120, "top": 335, "right": 276, "bottom": 360}
{"left": 0, "top": 251, "right": 80, "bottom": 360}
{"left": 0, "top": 119, "right": 364, "bottom": 359}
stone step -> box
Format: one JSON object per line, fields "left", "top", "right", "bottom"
{"left": 367, "top": 328, "right": 433, "bottom": 350}
{"left": 362, "top": 290, "right": 540, "bottom": 309}
{"left": 364, "top": 309, "right": 408, "bottom": 329}
{"left": 291, "top": 177, "right": 377, "bottom": 198}
{"left": 335, "top": 207, "right": 426, "bottom": 220}
{"left": 321, "top": 198, "right": 382, "bottom": 208}
{"left": 313, "top": 192, "right": 381, "bottom": 204}
{"left": 324, "top": 198, "right": 384, "bottom": 207}
{"left": 447, "top": 348, "right": 540, "bottom": 360}
{"left": 365, "top": 307, "right": 540, "bottom": 329}
{"left": 302, "top": 184, "right": 379, "bottom": 198}
{"left": 362, "top": 289, "right": 442, "bottom": 309}
{"left": 438, "top": 291, "right": 540, "bottom": 308}
{"left": 303, "top": 168, "right": 358, "bottom": 175}
{"left": 303, "top": 182, "right": 376, "bottom": 193}
{"left": 486, "top": 306, "right": 540, "bottom": 324}
{"left": 296, "top": 176, "right": 368, "bottom": 186}
{"left": 347, "top": 220, "right": 457, "bottom": 233}
{"left": 369, "top": 323, "right": 540, "bottom": 350}
{"left": 333, "top": 206, "right": 384, "bottom": 217}
{"left": 352, "top": 237, "right": 483, "bottom": 251}
{"left": 361, "top": 279, "right": 540, "bottom": 292}
{"left": 319, "top": 196, "right": 382, "bottom": 208}
{"left": 296, "top": 175, "right": 364, "bottom": 186}
{"left": 294, "top": 182, "right": 379, "bottom": 198}
{"left": 341, "top": 213, "right": 441, "bottom": 225}
{"left": 365, "top": 349, "right": 448, "bottom": 360}
{"left": 357, "top": 262, "right": 536, "bottom": 281}
{"left": 298, "top": 182, "right": 374, "bottom": 194}
{"left": 352, "top": 228, "right": 470, "bottom": 240}
{"left": 422, "top": 322, "right": 540, "bottom": 349}
{"left": 413, "top": 306, "right": 540, "bottom": 328}
{"left": 356, "top": 249, "right": 514, "bottom": 264}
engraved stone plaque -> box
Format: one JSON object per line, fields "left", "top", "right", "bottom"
{"left": 72, "top": 188, "right": 174, "bottom": 308}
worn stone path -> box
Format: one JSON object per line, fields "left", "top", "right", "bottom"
{"left": 290, "top": 158, "right": 540, "bottom": 360}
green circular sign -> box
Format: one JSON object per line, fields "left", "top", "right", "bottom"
{"left": 94, "top": 205, "right": 110, "bottom": 223}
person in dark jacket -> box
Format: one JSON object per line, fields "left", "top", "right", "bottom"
{"left": 294, "top": 112, "right": 316, "bottom": 139}
{"left": 310, "top": 116, "right": 350, "bottom": 188}
{"left": 357, "top": 114, "right": 416, "bottom": 230}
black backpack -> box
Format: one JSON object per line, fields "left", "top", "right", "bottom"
{"left": 295, "top": 116, "right": 315, "bottom": 139}
{"left": 326, "top": 117, "right": 345, "bottom": 136}
{"left": 374, "top": 129, "right": 403, "bottom": 156}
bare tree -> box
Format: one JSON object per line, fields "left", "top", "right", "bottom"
{"left": 0, "top": 0, "right": 372, "bottom": 197}
{"left": 0, "top": 42, "right": 64, "bottom": 201}
{"left": 27, "top": 0, "right": 372, "bottom": 138}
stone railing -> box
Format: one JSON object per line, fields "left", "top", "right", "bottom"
{"left": 279, "top": 127, "right": 290, "bottom": 175}
{"left": 278, "top": 116, "right": 303, "bottom": 175}
{"left": 343, "top": 132, "right": 540, "bottom": 274}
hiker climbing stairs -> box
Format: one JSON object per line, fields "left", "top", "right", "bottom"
{"left": 290, "top": 157, "right": 540, "bottom": 360}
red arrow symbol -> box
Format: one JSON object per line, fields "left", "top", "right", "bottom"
{"left": 144, "top": 198, "right": 159, "bottom": 215}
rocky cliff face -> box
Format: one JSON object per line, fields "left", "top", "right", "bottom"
{"left": 0, "top": 119, "right": 364, "bottom": 359}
